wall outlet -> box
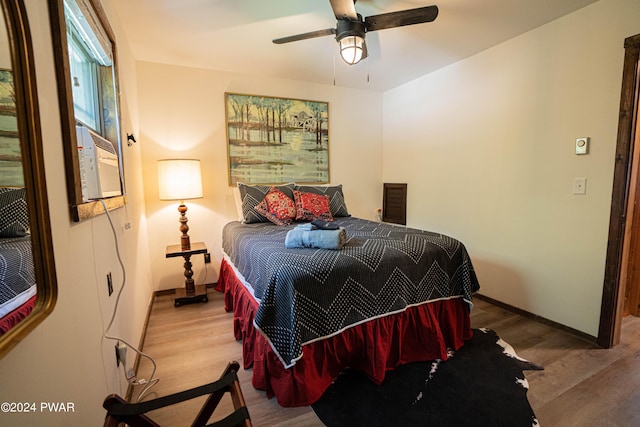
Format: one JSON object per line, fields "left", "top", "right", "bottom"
{"left": 573, "top": 177, "right": 587, "bottom": 195}
{"left": 106, "top": 272, "right": 113, "bottom": 296}
{"left": 204, "top": 252, "right": 211, "bottom": 264}
{"left": 116, "top": 343, "right": 127, "bottom": 367}
{"left": 115, "top": 344, "right": 121, "bottom": 367}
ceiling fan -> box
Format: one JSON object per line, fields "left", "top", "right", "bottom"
{"left": 273, "top": 0, "right": 439, "bottom": 65}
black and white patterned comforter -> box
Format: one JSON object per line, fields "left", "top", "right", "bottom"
{"left": 222, "top": 217, "right": 480, "bottom": 368}
{"left": 0, "top": 236, "right": 35, "bottom": 317}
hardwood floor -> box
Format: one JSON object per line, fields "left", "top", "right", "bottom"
{"left": 130, "top": 289, "right": 640, "bottom": 426}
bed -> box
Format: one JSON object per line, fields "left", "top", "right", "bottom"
{"left": 0, "top": 187, "right": 36, "bottom": 335}
{"left": 0, "top": 236, "right": 36, "bottom": 334}
{"left": 217, "top": 183, "right": 480, "bottom": 407}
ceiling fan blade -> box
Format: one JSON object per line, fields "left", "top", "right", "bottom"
{"left": 365, "top": 5, "right": 438, "bottom": 32}
{"left": 329, "top": 0, "right": 358, "bottom": 20}
{"left": 273, "top": 28, "right": 336, "bottom": 44}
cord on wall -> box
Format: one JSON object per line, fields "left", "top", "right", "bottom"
{"left": 198, "top": 257, "right": 209, "bottom": 288}
{"left": 99, "top": 199, "right": 159, "bottom": 402}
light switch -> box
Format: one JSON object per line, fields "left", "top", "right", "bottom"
{"left": 573, "top": 177, "right": 587, "bottom": 195}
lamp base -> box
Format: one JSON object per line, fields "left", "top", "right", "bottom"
{"left": 178, "top": 203, "right": 191, "bottom": 250}
{"left": 181, "top": 235, "right": 191, "bottom": 251}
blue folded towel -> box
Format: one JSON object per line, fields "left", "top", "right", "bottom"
{"left": 295, "top": 223, "right": 317, "bottom": 231}
{"left": 285, "top": 225, "right": 346, "bottom": 250}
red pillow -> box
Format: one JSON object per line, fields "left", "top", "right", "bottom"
{"left": 254, "top": 187, "right": 296, "bottom": 225}
{"left": 294, "top": 190, "right": 334, "bottom": 222}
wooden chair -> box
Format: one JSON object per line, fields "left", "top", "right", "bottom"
{"left": 103, "top": 361, "right": 251, "bottom": 427}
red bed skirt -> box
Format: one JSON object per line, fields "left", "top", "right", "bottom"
{"left": 216, "top": 259, "right": 473, "bottom": 407}
{"left": 0, "top": 294, "right": 36, "bottom": 336}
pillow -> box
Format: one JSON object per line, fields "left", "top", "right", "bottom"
{"left": 232, "top": 186, "right": 244, "bottom": 222}
{"left": 254, "top": 187, "right": 296, "bottom": 226}
{"left": 0, "top": 187, "right": 29, "bottom": 237}
{"left": 238, "top": 182, "right": 295, "bottom": 223}
{"left": 294, "top": 184, "right": 350, "bottom": 217}
{"left": 294, "top": 190, "right": 334, "bottom": 222}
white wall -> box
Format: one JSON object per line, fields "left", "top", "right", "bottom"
{"left": 0, "top": 1, "right": 154, "bottom": 426}
{"left": 382, "top": 0, "right": 640, "bottom": 336}
{"left": 136, "top": 62, "right": 383, "bottom": 291}
{"left": 2, "top": 0, "right": 633, "bottom": 424}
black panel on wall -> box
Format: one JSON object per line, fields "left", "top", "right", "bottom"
{"left": 382, "top": 183, "right": 407, "bottom": 225}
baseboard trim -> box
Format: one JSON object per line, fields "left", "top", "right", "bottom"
{"left": 124, "top": 283, "right": 218, "bottom": 401}
{"left": 155, "top": 282, "right": 218, "bottom": 297}
{"left": 154, "top": 288, "right": 174, "bottom": 297}
{"left": 124, "top": 291, "right": 156, "bottom": 401}
{"left": 474, "top": 293, "right": 599, "bottom": 346}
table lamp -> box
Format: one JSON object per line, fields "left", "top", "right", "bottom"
{"left": 157, "top": 159, "right": 203, "bottom": 250}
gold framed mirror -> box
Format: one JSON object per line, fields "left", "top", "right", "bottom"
{"left": 0, "top": 0, "right": 57, "bottom": 359}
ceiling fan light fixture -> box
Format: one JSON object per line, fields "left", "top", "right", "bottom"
{"left": 338, "top": 35, "right": 365, "bottom": 65}
{"left": 273, "top": 3, "right": 439, "bottom": 68}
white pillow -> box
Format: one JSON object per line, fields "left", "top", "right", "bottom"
{"left": 232, "top": 186, "right": 243, "bottom": 222}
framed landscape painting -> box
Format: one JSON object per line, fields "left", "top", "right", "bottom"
{"left": 0, "top": 69, "right": 21, "bottom": 187}
{"left": 225, "top": 92, "right": 329, "bottom": 185}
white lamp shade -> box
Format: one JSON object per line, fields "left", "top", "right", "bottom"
{"left": 158, "top": 159, "right": 203, "bottom": 201}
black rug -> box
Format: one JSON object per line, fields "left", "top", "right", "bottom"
{"left": 311, "top": 328, "right": 543, "bottom": 427}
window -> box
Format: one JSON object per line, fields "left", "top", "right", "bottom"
{"left": 49, "top": 0, "right": 126, "bottom": 220}
{"left": 68, "top": 32, "right": 99, "bottom": 130}
{"left": 63, "top": 0, "right": 119, "bottom": 143}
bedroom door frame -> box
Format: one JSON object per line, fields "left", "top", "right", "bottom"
{"left": 599, "top": 33, "right": 640, "bottom": 348}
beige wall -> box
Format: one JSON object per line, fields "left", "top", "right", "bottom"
{"left": 382, "top": 0, "right": 640, "bottom": 336}
{"left": 0, "top": 1, "right": 153, "bottom": 426}
{"left": 1, "top": 0, "right": 637, "bottom": 425}
{"left": 136, "top": 62, "right": 383, "bottom": 291}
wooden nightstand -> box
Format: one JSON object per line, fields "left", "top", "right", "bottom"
{"left": 165, "top": 241, "right": 209, "bottom": 307}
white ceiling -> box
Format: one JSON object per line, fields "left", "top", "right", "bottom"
{"left": 111, "top": 0, "right": 598, "bottom": 92}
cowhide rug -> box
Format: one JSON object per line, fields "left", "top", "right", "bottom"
{"left": 311, "top": 328, "right": 543, "bottom": 427}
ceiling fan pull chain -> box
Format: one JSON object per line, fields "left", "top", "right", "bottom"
{"left": 367, "top": 56, "right": 370, "bottom": 83}
{"left": 333, "top": 52, "right": 336, "bottom": 86}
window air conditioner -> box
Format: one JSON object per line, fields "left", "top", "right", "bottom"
{"left": 76, "top": 125, "right": 123, "bottom": 201}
